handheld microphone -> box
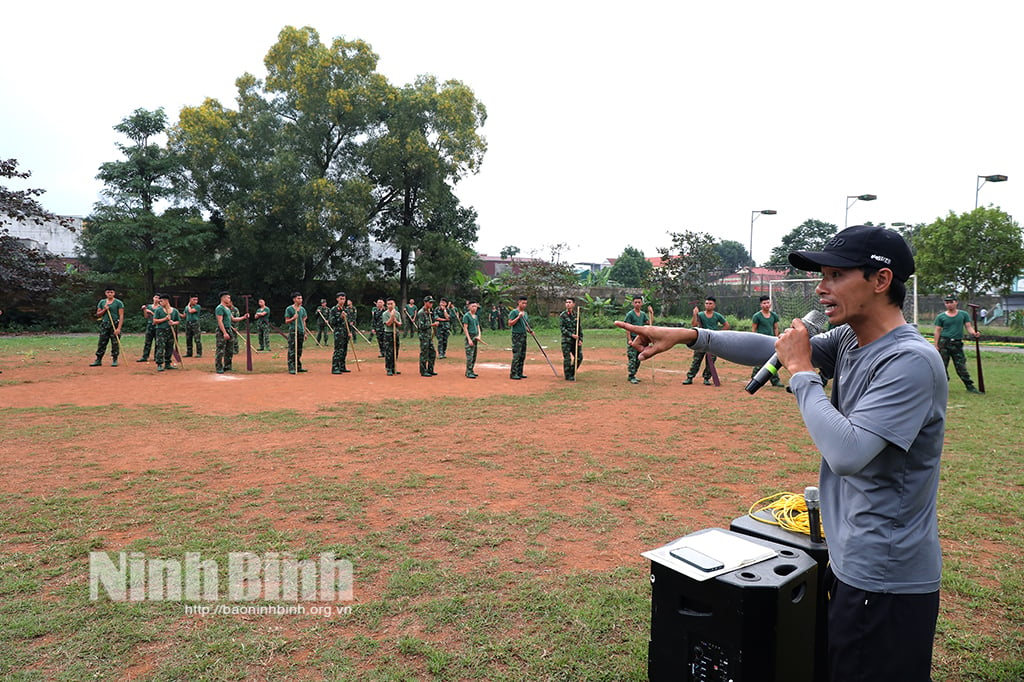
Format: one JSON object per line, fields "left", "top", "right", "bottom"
{"left": 804, "top": 485, "right": 823, "bottom": 543}
{"left": 744, "top": 309, "right": 829, "bottom": 394}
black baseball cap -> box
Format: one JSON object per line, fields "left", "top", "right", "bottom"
{"left": 789, "top": 225, "right": 915, "bottom": 282}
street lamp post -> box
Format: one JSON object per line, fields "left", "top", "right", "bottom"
{"left": 975, "top": 174, "right": 1008, "bottom": 209}
{"left": 749, "top": 209, "right": 777, "bottom": 295}
{"left": 845, "top": 194, "right": 877, "bottom": 228}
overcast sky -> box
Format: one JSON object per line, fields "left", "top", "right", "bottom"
{"left": 3, "top": 1, "right": 1021, "bottom": 266}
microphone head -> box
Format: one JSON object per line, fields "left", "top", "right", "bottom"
{"left": 801, "top": 310, "right": 830, "bottom": 336}
{"left": 804, "top": 485, "right": 820, "bottom": 506}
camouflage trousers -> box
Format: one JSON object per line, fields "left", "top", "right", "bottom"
{"left": 374, "top": 326, "right": 386, "bottom": 357}
{"left": 562, "top": 339, "right": 582, "bottom": 379}
{"left": 317, "top": 325, "right": 330, "bottom": 345}
{"left": 95, "top": 326, "right": 120, "bottom": 361}
{"left": 215, "top": 332, "right": 234, "bottom": 372}
{"left": 140, "top": 325, "right": 155, "bottom": 360}
{"left": 185, "top": 321, "right": 202, "bottom": 356}
{"left": 332, "top": 332, "right": 349, "bottom": 372}
{"left": 465, "top": 339, "right": 478, "bottom": 376}
{"left": 154, "top": 327, "right": 175, "bottom": 368}
{"left": 419, "top": 334, "right": 436, "bottom": 375}
{"left": 686, "top": 350, "right": 714, "bottom": 381}
{"left": 510, "top": 332, "right": 526, "bottom": 378}
{"left": 937, "top": 338, "right": 975, "bottom": 388}
{"left": 257, "top": 322, "right": 270, "bottom": 350}
{"left": 437, "top": 328, "right": 450, "bottom": 357}
{"left": 627, "top": 345, "right": 642, "bottom": 379}
{"left": 288, "top": 332, "right": 305, "bottom": 372}
{"left": 383, "top": 330, "right": 399, "bottom": 373}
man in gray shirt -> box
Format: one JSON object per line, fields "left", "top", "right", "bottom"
{"left": 618, "top": 225, "right": 945, "bottom": 682}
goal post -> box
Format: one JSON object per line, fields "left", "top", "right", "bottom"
{"left": 768, "top": 275, "right": 919, "bottom": 327}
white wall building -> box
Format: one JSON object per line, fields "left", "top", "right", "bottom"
{"left": 2, "top": 215, "right": 82, "bottom": 257}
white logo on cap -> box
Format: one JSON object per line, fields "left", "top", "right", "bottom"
{"left": 870, "top": 254, "right": 892, "bottom": 265}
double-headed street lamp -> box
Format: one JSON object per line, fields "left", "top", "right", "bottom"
{"left": 975, "top": 174, "right": 1008, "bottom": 209}
{"left": 749, "top": 209, "right": 777, "bottom": 295}
{"left": 845, "top": 194, "right": 877, "bottom": 228}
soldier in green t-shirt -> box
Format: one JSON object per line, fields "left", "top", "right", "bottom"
{"left": 137, "top": 294, "right": 160, "bottom": 363}
{"left": 254, "top": 299, "right": 271, "bottom": 351}
{"left": 684, "top": 296, "right": 730, "bottom": 385}
{"left": 184, "top": 295, "right": 203, "bottom": 358}
{"left": 750, "top": 295, "right": 783, "bottom": 387}
{"left": 285, "top": 292, "right": 310, "bottom": 374}
{"left": 623, "top": 295, "right": 651, "bottom": 384}
{"left": 463, "top": 300, "right": 482, "bottom": 378}
{"left": 508, "top": 296, "right": 530, "bottom": 380}
{"left": 91, "top": 287, "right": 125, "bottom": 367}
{"left": 214, "top": 291, "right": 247, "bottom": 374}
{"left": 404, "top": 299, "right": 418, "bottom": 338}
{"left": 933, "top": 295, "right": 980, "bottom": 393}
{"left": 152, "top": 294, "right": 181, "bottom": 372}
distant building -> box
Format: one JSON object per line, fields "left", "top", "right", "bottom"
{"left": 715, "top": 267, "right": 790, "bottom": 293}
{"left": 476, "top": 254, "right": 545, "bottom": 277}
{"left": 2, "top": 215, "right": 82, "bottom": 258}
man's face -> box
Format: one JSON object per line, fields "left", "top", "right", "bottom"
{"left": 386, "top": 300, "right": 395, "bottom": 311}
{"left": 409, "top": 299, "right": 415, "bottom": 305}
{"left": 190, "top": 297, "right": 198, "bottom": 304}
{"left": 944, "top": 299, "right": 958, "bottom": 311}
{"left": 565, "top": 299, "right": 575, "bottom": 313}
{"left": 376, "top": 299, "right": 384, "bottom": 308}
{"left": 760, "top": 299, "right": 772, "bottom": 312}
{"left": 337, "top": 296, "right": 346, "bottom": 307}
{"left": 152, "top": 296, "right": 160, "bottom": 304}
{"left": 517, "top": 299, "right": 527, "bottom": 311}
{"left": 816, "top": 267, "right": 877, "bottom": 326}
{"left": 424, "top": 300, "right": 433, "bottom": 309}
{"left": 294, "top": 295, "right": 303, "bottom": 307}
{"left": 469, "top": 303, "right": 479, "bottom": 314}
{"left": 222, "top": 295, "right": 232, "bottom": 307}
{"left": 258, "top": 299, "right": 265, "bottom": 307}
{"left": 704, "top": 299, "right": 715, "bottom": 313}
{"left": 105, "top": 290, "right": 115, "bottom": 299}
{"left": 633, "top": 298, "right": 643, "bottom": 311}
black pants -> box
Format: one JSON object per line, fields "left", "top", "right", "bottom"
{"left": 826, "top": 567, "right": 938, "bottom": 682}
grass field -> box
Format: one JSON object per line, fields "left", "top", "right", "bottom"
{"left": 0, "top": 330, "right": 1021, "bottom": 681}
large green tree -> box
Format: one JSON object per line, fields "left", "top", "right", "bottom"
{"left": 79, "top": 109, "right": 215, "bottom": 294}
{"left": 607, "top": 245, "right": 652, "bottom": 287}
{"left": 715, "top": 239, "right": 752, "bottom": 271}
{"left": 765, "top": 219, "right": 839, "bottom": 273}
{"left": 366, "top": 74, "right": 487, "bottom": 303}
{"left": 645, "top": 230, "right": 722, "bottom": 315}
{"left": 915, "top": 207, "right": 1024, "bottom": 298}
{"left": 171, "top": 26, "right": 388, "bottom": 293}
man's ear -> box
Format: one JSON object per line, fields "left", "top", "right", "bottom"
{"left": 873, "top": 268, "right": 894, "bottom": 295}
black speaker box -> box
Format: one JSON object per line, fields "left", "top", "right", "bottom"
{"left": 648, "top": 528, "right": 817, "bottom": 682}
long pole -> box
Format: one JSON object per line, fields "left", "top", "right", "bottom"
{"left": 525, "top": 323, "right": 559, "bottom": 378}
{"left": 242, "top": 295, "right": 253, "bottom": 372}
{"left": 968, "top": 304, "right": 985, "bottom": 393}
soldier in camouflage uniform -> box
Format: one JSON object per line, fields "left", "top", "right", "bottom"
{"left": 255, "top": 299, "right": 271, "bottom": 351}
{"left": 559, "top": 297, "right": 583, "bottom": 381}
{"left": 417, "top": 296, "right": 439, "bottom": 376}
{"left": 152, "top": 294, "right": 181, "bottom": 372}
{"left": 462, "top": 300, "right": 481, "bottom": 378}
{"left": 327, "top": 292, "right": 352, "bottom": 374}
{"left": 623, "top": 295, "right": 652, "bottom": 384}
{"left": 285, "top": 292, "right": 309, "bottom": 374}
{"left": 382, "top": 297, "right": 402, "bottom": 375}
{"left": 91, "top": 287, "right": 125, "bottom": 367}
{"left": 404, "top": 299, "right": 418, "bottom": 338}
{"left": 184, "top": 295, "right": 203, "bottom": 357}
{"left": 315, "top": 299, "right": 331, "bottom": 345}
{"left": 371, "top": 298, "right": 386, "bottom": 357}
{"left": 684, "top": 296, "right": 728, "bottom": 385}
{"left": 136, "top": 294, "right": 159, "bottom": 362}
{"left": 214, "top": 291, "right": 246, "bottom": 374}
{"left": 934, "top": 295, "right": 981, "bottom": 393}
{"left": 435, "top": 298, "right": 452, "bottom": 358}
{"left": 508, "top": 296, "right": 529, "bottom": 380}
